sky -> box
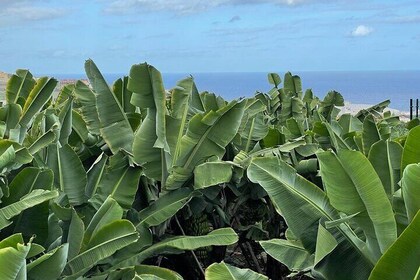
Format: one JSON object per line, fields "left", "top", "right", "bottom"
{"left": 0, "top": 0, "right": 419, "bottom": 74}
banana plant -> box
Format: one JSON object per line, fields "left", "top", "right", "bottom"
{"left": 247, "top": 121, "right": 420, "bottom": 279}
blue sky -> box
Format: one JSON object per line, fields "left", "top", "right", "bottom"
{"left": 0, "top": 0, "right": 419, "bottom": 74}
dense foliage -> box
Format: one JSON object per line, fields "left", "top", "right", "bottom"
{"left": 0, "top": 60, "right": 419, "bottom": 280}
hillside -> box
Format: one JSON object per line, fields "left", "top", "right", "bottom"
{"left": 0, "top": 71, "right": 10, "bottom": 99}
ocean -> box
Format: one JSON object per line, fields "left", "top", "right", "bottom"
{"left": 52, "top": 71, "right": 420, "bottom": 111}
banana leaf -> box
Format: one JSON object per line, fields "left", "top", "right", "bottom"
{"left": 90, "top": 152, "right": 141, "bottom": 210}
{"left": 137, "top": 188, "right": 193, "bottom": 228}
{"left": 27, "top": 243, "right": 69, "bottom": 280}
{"left": 128, "top": 63, "right": 169, "bottom": 152}
{"left": 113, "top": 76, "right": 135, "bottom": 113}
{"left": 115, "top": 228, "right": 238, "bottom": 267}
{"left": 73, "top": 81, "right": 100, "bottom": 135}
{"left": 85, "top": 153, "right": 108, "bottom": 199}
{"left": 64, "top": 220, "right": 139, "bottom": 278}
{"left": 107, "top": 265, "right": 183, "bottom": 280}
{"left": 317, "top": 150, "right": 396, "bottom": 255}
{"left": 362, "top": 115, "right": 381, "bottom": 155}
{"left": 5, "top": 69, "right": 36, "bottom": 104}
{"left": 166, "top": 100, "right": 245, "bottom": 190}
{"left": 259, "top": 239, "right": 314, "bottom": 271}
{"left": 19, "top": 77, "right": 57, "bottom": 128}
{"left": 205, "top": 261, "right": 268, "bottom": 280}
{"left": 0, "top": 189, "right": 58, "bottom": 230}
{"left": 47, "top": 144, "right": 87, "bottom": 206}
{"left": 85, "top": 59, "right": 134, "bottom": 153}
{"left": 0, "top": 140, "right": 32, "bottom": 171}
{"left": 401, "top": 126, "right": 420, "bottom": 174}
{"left": 194, "top": 161, "right": 234, "bottom": 189}
{"left": 368, "top": 140, "right": 402, "bottom": 198}
{"left": 83, "top": 196, "right": 123, "bottom": 249}
{"left": 369, "top": 210, "right": 420, "bottom": 280}
{"left": 248, "top": 156, "right": 374, "bottom": 279}
{"left": 0, "top": 234, "right": 31, "bottom": 280}
{"left": 401, "top": 164, "right": 420, "bottom": 222}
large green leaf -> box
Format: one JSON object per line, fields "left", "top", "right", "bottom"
{"left": 19, "top": 77, "right": 57, "bottom": 127}
{"left": 48, "top": 144, "right": 87, "bottom": 206}
{"left": 113, "top": 76, "right": 135, "bottom": 113}
{"left": 260, "top": 239, "right": 314, "bottom": 271}
{"left": 0, "top": 140, "right": 33, "bottom": 171}
{"left": 0, "top": 234, "right": 31, "bottom": 280}
{"left": 64, "top": 220, "right": 139, "bottom": 277}
{"left": 73, "top": 80, "right": 101, "bottom": 135}
{"left": 83, "top": 196, "right": 123, "bottom": 249}
{"left": 248, "top": 156, "right": 374, "bottom": 279}
{"left": 317, "top": 150, "right": 396, "bottom": 255}
{"left": 118, "top": 228, "right": 238, "bottom": 266}
{"left": 368, "top": 140, "right": 402, "bottom": 198}
{"left": 401, "top": 164, "right": 420, "bottom": 222}
{"left": 137, "top": 188, "right": 193, "bottom": 228}
{"left": 369, "top": 210, "right": 420, "bottom": 280}
{"left": 85, "top": 153, "right": 108, "bottom": 199}
{"left": 90, "top": 152, "right": 141, "bottom": 210}
{"left": 401, "top": 126, "right": 420, "bottom": 173}
{"left": 27, "top": 243, "right": 69, "bottom": 280}
{"left": 0, "top": 189, "right": 58, "bottom": 230}
{"left": 205, "top": 261, "right": 268, "bottom": 280}
{"left": 362, "top": 115, "right": 381, "bottom": 155}
{"left": 166, "top": 100, "right": 245, "bottom": 190}
{"left": 194, "top": 161, "right": 233, "bottom": 189}
{"left": 3, "top": 167, "right": 53, "bottom": 205}
{"left": 85, "top": 59, "right": 134, "bottom": 153}
{"left": 5, "top": 69, "right": 35, "bottom": 104}
{"left": 128, "top": 63, "right": 169, "bottom": 152}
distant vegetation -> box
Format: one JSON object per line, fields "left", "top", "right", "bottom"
{"left": 0, "top": 60, "right": 418, "bottom": 280}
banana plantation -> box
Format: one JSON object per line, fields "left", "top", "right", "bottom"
{"left": 0, "top": 60, "right": 419, "bottom": 280}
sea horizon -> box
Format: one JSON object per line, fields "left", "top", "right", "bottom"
{"left": 23, "top": 70, "right": 420, "bottom": 112}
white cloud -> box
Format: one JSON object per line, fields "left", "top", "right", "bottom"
{"left": 4, "top": 6, "right": 66, "bottom": 21}
{"left": 351, "top": 25, "right": 373, "bottom": 37}
{"left": 104, "top": 0, "right": 312, "bottom": 14}
{"left": 0, "top": 1, "right": 68, "bottom": 23}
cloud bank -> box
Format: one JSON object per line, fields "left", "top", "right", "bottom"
{"left": 104, "top": 0, "right": 312, "bottom": 14}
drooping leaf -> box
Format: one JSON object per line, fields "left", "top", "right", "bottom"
{"left": 90, "top": 152, "right": 141, "bottom": 210}
{"left": 205, "top": 261, "right": 268, "bottom": 280}
{"left": 83, "top": 196, "right": 123, "bottom": 249}
{"left": 137, "top": 188, "right": 193, "bottom": 228}
{"left": 27, "top": 243, "right": 69, "bottom": 280}
{"left": 268, "top": 73, "right": 281, "bottom": 88}
{"left": 118, "top": 228, "right": 238, "bottom": 266}
{"left": 260, "top": 239, "right": 314, "bottom": 271}
{"left": 0, "top": 235, "right": 31, "bottom": 279}
{"left": 64, "top": 220, "right": 139, "bottom": 277}
{"left": 194, "top": 161, "right": 233, "bottom": 189}
{"left": 0, "top": 189, "right": 58, "bottom": 230}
